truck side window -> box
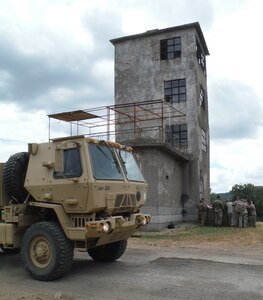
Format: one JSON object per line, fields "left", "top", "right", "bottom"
{"left": 54, "top": 148, "right": 82, "bottom": 178}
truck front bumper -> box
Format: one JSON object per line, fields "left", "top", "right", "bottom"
{"left": 66, "top": 213, "right": 151, "bottom": 247}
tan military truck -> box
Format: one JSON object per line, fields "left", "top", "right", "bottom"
{"left": 0, "top": 135, "right": 150, "bottom": 281}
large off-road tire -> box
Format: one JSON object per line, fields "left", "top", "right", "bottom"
{"left": 21, "top": 222, "right": 73, "bottom": 281}
{"left": 3, "top": 152, "right": 29, "bottom": 203}
{"left": 88, "top": 240, "right": 127, "bottom": 262}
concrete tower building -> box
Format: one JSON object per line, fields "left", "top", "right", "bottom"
{"left": 110, "top": 22, "right": 210, "bottom": 230}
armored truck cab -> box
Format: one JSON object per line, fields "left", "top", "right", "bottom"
{"left": 0, "top": 135, "right": 150, "bottom": 281}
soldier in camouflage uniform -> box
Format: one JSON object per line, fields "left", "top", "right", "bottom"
{"left": 247, "top": 200, "right": 257, "bottom": 228}
{"left": 213, "top": 195, "right": 224, "bottom": 226}
{"left": 226, "top": 201, "right": 235, "bottom": 227}
{"left": 233, "top": 196, "right": 246, "bottom": 228}
{"left": 197, "top": 198, "right": 207, "bottom": 226}
{"left": 242, "top": 199, "right": 248, "bottom": 228}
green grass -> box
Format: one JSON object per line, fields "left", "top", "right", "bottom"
{"left": 135, "top": 223, "right": 263, "bottom": 244}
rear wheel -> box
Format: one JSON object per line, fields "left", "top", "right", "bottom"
{"left": 88, "top": 240, "right": 127, "bottom": 262}
{"left": 21, "top": 222, "right": 73, "bottom": 281}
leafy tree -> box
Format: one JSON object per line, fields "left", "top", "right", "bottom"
{"left": 230, "top": 183, "right": 256, "bottom": 201}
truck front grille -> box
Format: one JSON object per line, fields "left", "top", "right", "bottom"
{"left": 72, "top": 217, "right": 90, "bottom": 227}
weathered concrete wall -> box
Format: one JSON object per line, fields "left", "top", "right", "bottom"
{"left": 135, "top": 147, "right": 190, "bottom": 231}
{"left": 112, "top": 23, "right": 210, "bottom": 230}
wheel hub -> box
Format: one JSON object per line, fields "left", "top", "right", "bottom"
{"left": 30, "top": 237, "right": 52, "bottom": 268}
{"left": 35, "top": 242, "right": 48, "bottom": 261}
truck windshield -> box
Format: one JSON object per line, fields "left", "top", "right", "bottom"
{"left": 118, "top": 150, "right": 145, "bottom": 182}
{"left": 89, "top": 144, "right": 124, "bottom": 180}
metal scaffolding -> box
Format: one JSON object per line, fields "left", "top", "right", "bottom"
{"left": 48, "top": 99, "right": 186, "bottom": 150}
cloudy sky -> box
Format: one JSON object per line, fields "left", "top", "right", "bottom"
{"left": 0, "top": 0, "right": 262, "bottom": 193}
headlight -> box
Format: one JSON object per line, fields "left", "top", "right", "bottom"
{"left": 145, "top": 215, "right": 151, "bottom": 224}
{"left": 136, "top": 215, "right": 150, "bottom": 226}
{"left": 103, "top": 222, "right": 111, "bottom": 233}
{"left": 98, "top": 222, "right": 111, "bottom": 233}
{"left": 142, "top": 217, "right": 147, "bottom": 226}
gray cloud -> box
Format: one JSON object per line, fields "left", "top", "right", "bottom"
{"left": 0, "top": 38, "right": 85, "bottom": 96}
{"left": 0, "top": 5, "right": 124, "bottom": 114}
{"left": 82, "top": 8, "right": 123, "bottom": 59}
{"left": 0, "top": 0, "right": 252, "bottom": 121}
{"left": 0, "top": 33, "right": 114, "bottom": 112}
{"left": 209, "top": 78, "right": 263, "bottom": 140}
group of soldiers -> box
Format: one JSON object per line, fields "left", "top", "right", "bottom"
{"left": 197, "top": 195, "right": 257, "bottom": 228}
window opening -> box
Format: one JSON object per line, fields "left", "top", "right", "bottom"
{"left": 161, "top": 37, "right": 181, "bottom": 60}
{"left": 166, "top": 124, "right": 188, "bottom": 148}
{"left": 196, "top": 40, "right": 206, "bottom": 75}
{"left": 54, "top": 148, "right": 82, "bottom": 178}
{"left": 200, "top": 85, "right": 205, "bottom": 109}
{"left": 164, "top": 79, "right": 186, "bottom": 103}
{"left": 201, "top": 128, "right": 207, "bottom": 152}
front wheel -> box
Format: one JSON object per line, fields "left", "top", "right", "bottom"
{"left": 21, "top": 222, "right": 73, "bottom": 281}
{"left": 88, "top": 240, "right": 127, "bottom": 262}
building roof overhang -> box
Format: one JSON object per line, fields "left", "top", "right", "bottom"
{"left": 110, "top": 22, "right": 209, "bottom": 55}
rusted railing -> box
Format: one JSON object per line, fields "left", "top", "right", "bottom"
{"left": 87, "top": 126, "right": 188, "bottom": 152}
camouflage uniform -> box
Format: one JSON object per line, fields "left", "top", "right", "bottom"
{"left": 233, "top": 199, "right": 245, "bottom": 228}
{"left": 242, "top": 200, "right": 248, "bottom": 228}
{"left": 213, "top": 197, "right": 224, "bottom": 226}
{"left": 197, "top": 200, "right": 207, "bottom": 226}
{"left": 247, "top": 202, "right": 257, "bottom": 228}
{"left": 226, "top": 201, "right": 234, "bottom": 226}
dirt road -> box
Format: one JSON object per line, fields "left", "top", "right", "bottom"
{"left": 1, "top": 232, "right": 263, "bottom": 300}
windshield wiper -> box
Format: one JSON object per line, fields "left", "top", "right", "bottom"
{"left": 118, "top": 150, "right": 128, "bottom": 175}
